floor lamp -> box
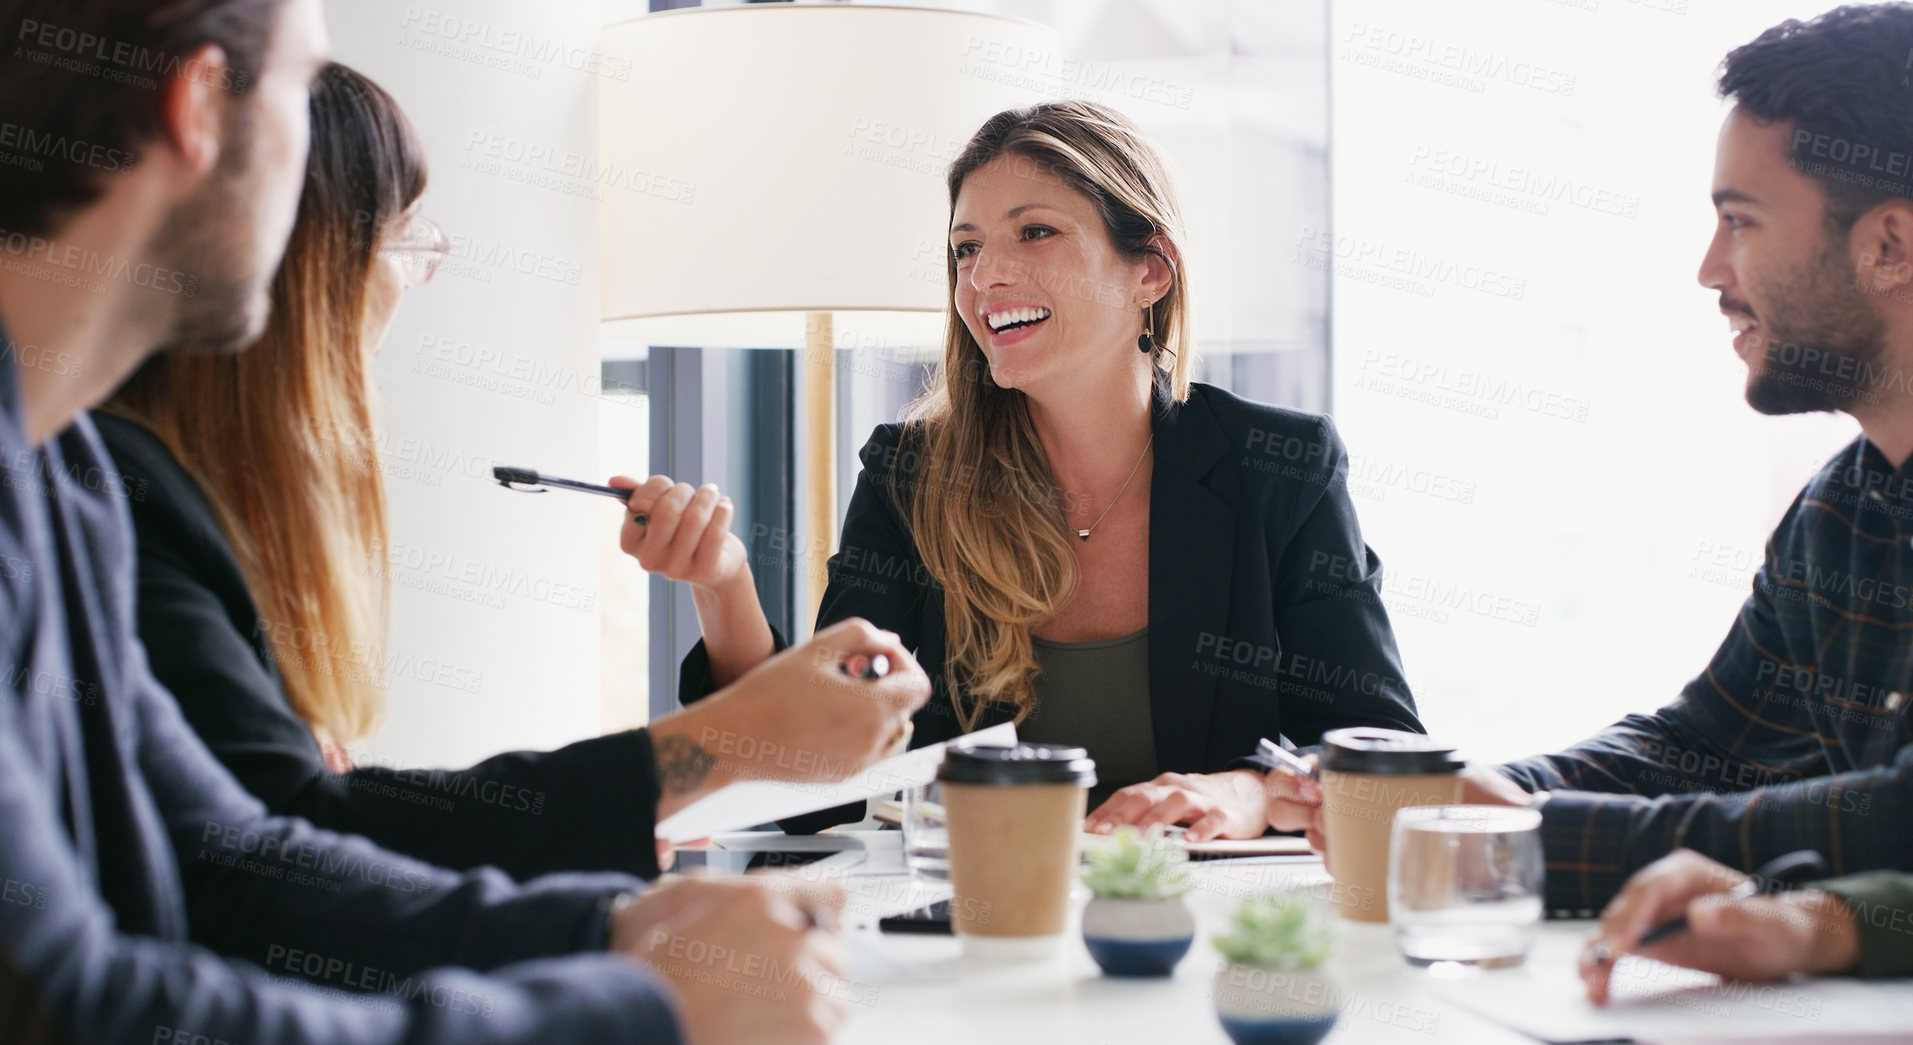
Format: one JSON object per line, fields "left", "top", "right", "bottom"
{"left": 599, "top": 4, "right": 1058, "bottom": 631}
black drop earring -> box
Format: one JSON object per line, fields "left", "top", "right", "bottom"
{"left": 1137, "top": 303, "right": 1155, "bottom": 355}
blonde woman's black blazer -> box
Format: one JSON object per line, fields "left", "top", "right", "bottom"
{"left": 681, "top": 382, "right": 1424, "bottom": 830}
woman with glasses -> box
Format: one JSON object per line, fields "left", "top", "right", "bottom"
{"left": 90, "top": 62, "right": 927, "bottom": 882}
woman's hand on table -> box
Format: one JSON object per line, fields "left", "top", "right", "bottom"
{"left": 1578, "top": 849, "right": 1860, "bottom": 1005}
{"left": 1259, "top": 760, "right": 1331, "bottom": 867}
{"left": 1085, "top": 769, "right": 1272, "bottom": 841}
{"left": 1261, "top": 756, "right": 1322, "bottom": 834}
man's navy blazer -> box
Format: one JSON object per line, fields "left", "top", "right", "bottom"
{"left": 682, "top": 383, "right": 1423, "bottom": 826}
{"left": 0, "top": 352, "right": 682, "bottom": 1043}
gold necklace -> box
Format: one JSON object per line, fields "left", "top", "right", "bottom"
{"left": 1073, "top": 434, "right": 1154, "bottom": 541}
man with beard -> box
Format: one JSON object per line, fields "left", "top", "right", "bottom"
{"left": 1282, "top": 2, "right": 1913, "bottom": 959}
{"left": 0, "top": 1, "right": 877, "bottom": 1043}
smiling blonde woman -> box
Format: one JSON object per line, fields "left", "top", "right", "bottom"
{"left": 644, "top": 100, "right": 1423, "bottom": 838}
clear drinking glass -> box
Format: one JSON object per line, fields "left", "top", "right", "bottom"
{"left": 1388, "top": 805, "right": 1544, "bottom": 968}
{"left": 901, "top": 780, "right": 950, "bottom": 880}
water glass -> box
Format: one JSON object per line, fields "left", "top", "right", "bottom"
{"left": 901, "top": 780, "right": 950, "bottom": 880}
{"left": 1388, "top": 805, "right": 1543, "bottom": 968}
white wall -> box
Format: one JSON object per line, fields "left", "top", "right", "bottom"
{"left": 1331, "top": 0, "right": 1865, "bottom": 762}
{"left": 325, "top": 1, "right": 615, "bottom": 769}
{"left": 320, "top": 0, "right": 1879, "bottom": 772}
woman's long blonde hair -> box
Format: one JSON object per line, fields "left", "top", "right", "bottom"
{"left": 899, "top": 101, "right": 1194, "bottom": 731}
{"left": 106, "top": 64, "right": 424, "bottom": 747}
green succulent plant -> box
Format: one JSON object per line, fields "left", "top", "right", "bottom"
{"left": 1079, "top": 826, "right": 1193, "bottom": 901}
{"left": 1211, "top": 895, "right": 1333, "bottom": 969}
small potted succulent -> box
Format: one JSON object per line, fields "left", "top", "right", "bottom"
{"left": 1211, "top": 895, "right": 1339, "bottom": 1045}
{"left": 1079, "top": 826, "right": 1196, "bottom": 976}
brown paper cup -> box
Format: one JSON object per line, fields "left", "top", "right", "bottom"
{"left": 942, "top": 780, "right": 1086, "bottom": 938}
{"left": 1319, "top": 770, "right": 1462, "bottom": 922}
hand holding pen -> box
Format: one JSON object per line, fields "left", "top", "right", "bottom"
{"left": 1257, "top": 735, "right": 1324, "bottom": 837}
{"left": 608, "top": 474, "right": 753, "bottom": 592}
{"left": 1579, "top": 848, "right": 1857, "bottom": 1004}
{"left": 494, "top": 468, "right": 920, "bottom": 784}
{"left": 493, "top": 466, "right": 752, "bottom": 592}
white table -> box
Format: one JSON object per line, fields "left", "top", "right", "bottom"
{"left": 710, "top": 832, "right": 1575, "bottom": 1045}
{"left": 692, "top": 832, "right": 1913, "bottom": 1044}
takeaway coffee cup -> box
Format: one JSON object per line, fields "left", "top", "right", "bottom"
{"left": 1317, "top": 728, "right": 1466, "bottom": 923}
{"left": 938, "top": 743, "right": 1097, "bottom": 958}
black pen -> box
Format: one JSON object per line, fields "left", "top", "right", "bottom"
{"left": 1593, "top": 849, "right": 1828, "bottom": 965}
{"left": 493, "top": 466, "right": 646, "bottom": 523}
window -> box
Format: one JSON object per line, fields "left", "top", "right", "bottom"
{"left": 1331, "top": 0, "right": 1859, "bottom": 760}
{"left": 599, "top": 356, "right": 651, "bottom": 730}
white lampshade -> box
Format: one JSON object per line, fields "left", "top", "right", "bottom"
{"left": 597, "top": 3, "right": 1061, "bottom": 345}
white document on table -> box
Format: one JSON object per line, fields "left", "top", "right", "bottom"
{"left": 1436, "top": 953, "right": 1913, "bottom": 1044}
{"left": 656, "top": 723, "right": 1018, "bottom": 842}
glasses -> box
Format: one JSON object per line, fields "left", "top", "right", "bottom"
{"left": 1388, "top": 805, "right": 1544, "bottom": 969}
{"left": 379, "top": 215, "right": 451, "bottom": 288}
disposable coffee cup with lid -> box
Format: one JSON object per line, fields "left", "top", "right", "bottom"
{"left": 937, "top": 743, "right": 1096, "bottom": 958}
{"left": 1316, "top": 728, "right": 1466, "bottom": 923}
{"left": 936, "top": 743, "right": 1099, "bottom": 786}
{"left": 1317, "top": 727, "right": 1467, "bottom": 776}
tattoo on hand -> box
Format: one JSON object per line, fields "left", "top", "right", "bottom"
{"left": 656, "top": 735, "right": 718, "bottom": 794}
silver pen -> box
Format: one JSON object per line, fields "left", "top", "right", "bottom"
{"left": 1256, "top": 736, "right": 1319, "bottom": 780}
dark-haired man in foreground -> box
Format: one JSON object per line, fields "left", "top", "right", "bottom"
{"left": 0, "top": 1, "right": 923, "bottom": 1042}
{"left": 1284, "top": 2, "right": 1913, "bottom": 981}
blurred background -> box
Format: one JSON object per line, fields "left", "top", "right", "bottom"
{"left": 326, "top": 0, "right": 1865, "bottom": 774}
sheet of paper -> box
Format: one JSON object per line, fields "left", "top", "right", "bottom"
{"left": 1076, "top": 832, "right": 1317, "bottom": 859}
{"left": 709, "top": 833, "right": 865, "bottom": 853}
{"left": 656, "top": 723, "right": 1018, "bottom": 842}
{"left": 1642, "top": 1037, "right": 1913, "bottom": 1045}
{"left": 1181, "top": 836, "right": 1316, "bottom": 858}
{"left": 1436, "top": 949, "right": 1913, "bottom": 1044}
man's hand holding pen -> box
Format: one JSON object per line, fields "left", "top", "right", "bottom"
{"left": 1579, "top": 849, "right": 1860, "bottom": 1004}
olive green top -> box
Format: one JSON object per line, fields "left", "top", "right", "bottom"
{"left": 1019, "top": 627, "right": 1155, "bottom": 809}
{"left": 1817, "top": 871, "right": 1913, "bottom": 978}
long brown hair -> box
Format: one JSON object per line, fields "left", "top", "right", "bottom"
{"left": 107, "top": 63, "right": 425, "bottom": 746}
{"left": 900, "top": 101, "right": 1194, "bottom": 731}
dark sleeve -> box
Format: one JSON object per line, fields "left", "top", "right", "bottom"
{"left": 0, "top": 660, "right": 684, "bottom": 1045}
{"left": 1497, "top": 552, "right": 1904, "bottom": 914}
{"left": 136, "top": 521, "right": 662, "bottom": 882}
{"left": 1231, "top": 753, "right": 1278, "bottom": 774}
{"left": 128, "top": 643, "right": 652, "bottom": 977}
{"left": 812, "top": 424, "right": 931, "bottom": 648}
{"left": 1267, "top": 416, "right": 1423, "bottom": 744}
{"left": 1226, "top": 744, "right": 1319, "bottom": 776}
{"left": 677, "top": 627, "right": 789, "bottom": 708}
{"left": 1815, "top": 872, "right": 1913, "bottom": 978}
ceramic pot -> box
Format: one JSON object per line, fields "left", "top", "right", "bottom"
{"left": 1212, "top": 961, "right": 1339, "bottom": 1045}
{"left": 1080, "top": 896, "right": 1195, "bottom": 977}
